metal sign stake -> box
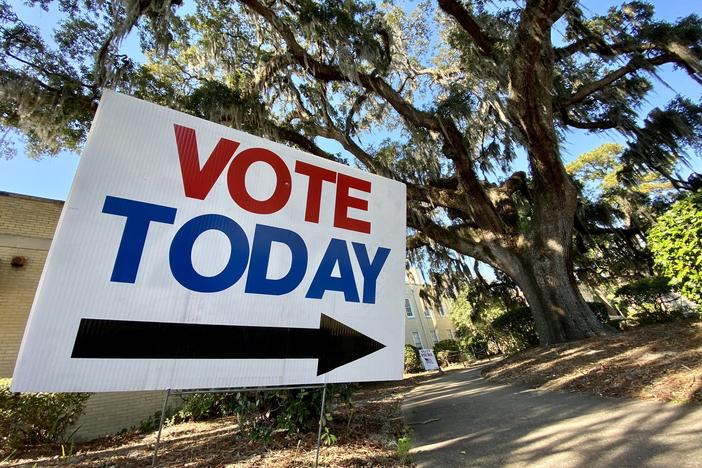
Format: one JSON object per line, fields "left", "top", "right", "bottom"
{"left": 151, "top": 388, "right": 170, "bottom": 467}
{"left": 314, "top": 384, "right": 328, "bottom": 468}
{"left": 148, "top": 384, "right": 325, "bottom": 466}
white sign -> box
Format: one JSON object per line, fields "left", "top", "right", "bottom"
{"left": 419, "top": 349, "right": 440, "bottom": 371}
{"left": 12, "top": 90, "right": 406, "bottom": 392}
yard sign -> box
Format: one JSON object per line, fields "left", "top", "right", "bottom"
{"left": 418, "top": 349, "right": 440, "bottom": 371}
{"left": 11, "top": 90, "right": 406, "bottom": 392}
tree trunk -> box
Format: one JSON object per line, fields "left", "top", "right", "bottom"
{"left": 510, "top": 249, "right": 614, "bottom": 345}
{"left": 517, "top": 178, "right": 615, "bottom": 344}
{"left": 495, "top": 5, "right": 612, "bottom": 345}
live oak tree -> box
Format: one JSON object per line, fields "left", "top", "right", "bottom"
{"left": 3, "top": 0, "right": 702, "bottom": 344}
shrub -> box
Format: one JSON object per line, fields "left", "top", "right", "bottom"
{"left": 616, "top": 276, "right": 673, "bottom": 298}
{"left": 171, "top": 392, "right": 226, "bottom": 422}
{"left": 432, "top": 339, "right": 460, "bottom": 355}
{"left": 452, "top": 294, "right": 615, "bottom": 356}
{"left": 455, "top": 302, "right": 612, "bottom": 357}
{"left": 615, "top": 276, "right": 685, "bottom": 325}
{"left": 435, "top": 350, "right": 453, "bottom": 367}
{"left": 491, "top": 303, "right": 615, "bottom": 347}
{"left": 169, "top": 385, "right": 353, "bottom": 443}
{"left": 404, "top": 345, "right": 422, "bottom": 373}
{"left": 648, "top": 191, "right": 702, "bottom": 311}
{"left": 490, "top": 306, "right": 540, "bottom": 350}
{"left": 0, "top": 379, "right": 89, "bottom": 453}
{"left": 584, "top": 301, "right": 627, "bottom": 330}
{"left": 459, "top": 332, "right": 491, "bottom": 359}
{"left": 432, "top": 339, "right": 461, "bottom": 366}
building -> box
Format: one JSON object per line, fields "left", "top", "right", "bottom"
{"left": 403, "top": 268, "right": 458, "bottom": 350}
{"left": 0, "top": 191, "right": 172, "bottom": 440}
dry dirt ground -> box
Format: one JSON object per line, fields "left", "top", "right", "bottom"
{"left": 2, "top": 378, "right": 429, "bottom": 468}
{"left": 484, "top": 320, "right": 702, "bottom": 403}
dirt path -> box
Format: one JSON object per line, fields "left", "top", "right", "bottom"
{"left": 402, "top": 364, "right": 702, "bottom": 467}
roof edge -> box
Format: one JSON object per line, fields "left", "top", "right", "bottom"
{"left": 0, "top": 191, "right": 65, "bottom": 204}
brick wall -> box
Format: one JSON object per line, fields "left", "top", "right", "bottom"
{"left": 0, "top": 192, "right": 64, "bottom": 239}
{"left": 0, "top": 192, "right": 179, "bottom": 441}
{"left": 74, "top": 391, "right": 179, "bottom": 440}
{"left": 0, "top": 192, "right": 62, "bottom": 376}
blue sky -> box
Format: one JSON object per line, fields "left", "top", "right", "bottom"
{"left": 1, "top": 0, "right": 700, "bottom": 201}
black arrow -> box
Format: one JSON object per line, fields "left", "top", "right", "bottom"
{"left": 71, "top": 314, "right": 385, "bottom": 375}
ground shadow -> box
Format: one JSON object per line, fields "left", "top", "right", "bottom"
{"left": 403, "top": 363, "right": 702, "bottom": 467}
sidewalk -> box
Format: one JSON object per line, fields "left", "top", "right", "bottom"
{"left": 401, "top": 364, "right": 702, "bottom": 467}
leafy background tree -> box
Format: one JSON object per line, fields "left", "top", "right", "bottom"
{"left": 566, "top": 142, "right": 699, "bottom": 321}
{"left": 566, "top": 143, "right": 673, "bottom": 300}
{"left": 2, "top": 0, "right": 701, "bottom": 345}
{"left": 648, "top": 191, "right": 702, "bottom": 311}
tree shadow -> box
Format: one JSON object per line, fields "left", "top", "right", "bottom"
{"left": 403, "top": 364, "right": 702, "bottom": 467}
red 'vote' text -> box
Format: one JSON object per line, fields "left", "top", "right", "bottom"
{"left": 174, "top": 125, "right": 372, "bottom": 234}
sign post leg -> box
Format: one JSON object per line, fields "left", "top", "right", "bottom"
{"left": 314, "top": 384, "right": 327, "bottom": 468}
{"left": 151, "top": 388, "right": 170, "bottom": 467}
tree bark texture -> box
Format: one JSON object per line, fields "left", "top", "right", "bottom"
{"left": 458, "top": 209, "right": 614, "bottom": 345}
{"left": 509, "top": 240, "right": 614, "bottom": 345}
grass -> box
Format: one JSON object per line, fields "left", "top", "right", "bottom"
{"left": 396, "top": 434, "right": 413, "bottom": 465}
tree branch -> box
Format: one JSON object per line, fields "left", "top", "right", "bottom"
{"left": 0, "top": 69, "right": 95, "bottom": 113}
{"left": 273, "top": 125, "right": 337, "bottom": 161}
{"left": 253, "top": 54, "right": 294, "bottom": 90}
{"left": 240, "top": 0, "right": 444, "bottom": 134}
{"left": 405, "top": 182, "right": 469, "bottom": 213}
{"left": 344, "top": 93, "right": 367, "bottom": 137}
{"left": 561, "top": 53, "right": 688, "bottom": 108}
{"left": 4, "top": 51, "right": 96, "bottom": 92}
{"left": 437, "top": 0, "right": 495, "bottom": 58}
{"left": 665, "top": 42, "right": 702, "bottom": 84}
{"left": 406, "top": 212, "right": 496, "bottom": 265}
{"left": 406, "top": 208, "right": 526, "bottom": 280}
{"left": 555, "top": 39, "right": 657, "bottom": 61}
{"left": 558, "top": 109, "right": 618, "bottom": 130}
{"left": 495, "top": 171, "right": 531, "bottom": 200}
{"left": 296, "top": 89, "right": 390, "bottom": 175}
{"left": 507, "top": 0, "right": 575, "bottom": 195}
{"left": 240, "top": 0, "right": 507, "bottom": 233}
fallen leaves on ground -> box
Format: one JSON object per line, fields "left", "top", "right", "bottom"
{"left": 3, "top": 379, "right": 428, "bottom": 467}
{"left": 483, "top": 320, "right": 702, "bottom": 404}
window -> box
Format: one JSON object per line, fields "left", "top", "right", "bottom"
{"left": 411, "top": 331, "right": 422, "bottom": 348}
{"left": 438, "top": 304, "right": 447, "bottom": 317}
{"left": 430, "top": 329, "right": 440, "bottom": 344}
{"left": 423, "top": 306, "right": 432, "bottom": 319}
{"left": 405, "top": 299, "right": 414, "bottom": 318}
{"left": 447, "top": 329, "right": 455, "bottom": 340}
